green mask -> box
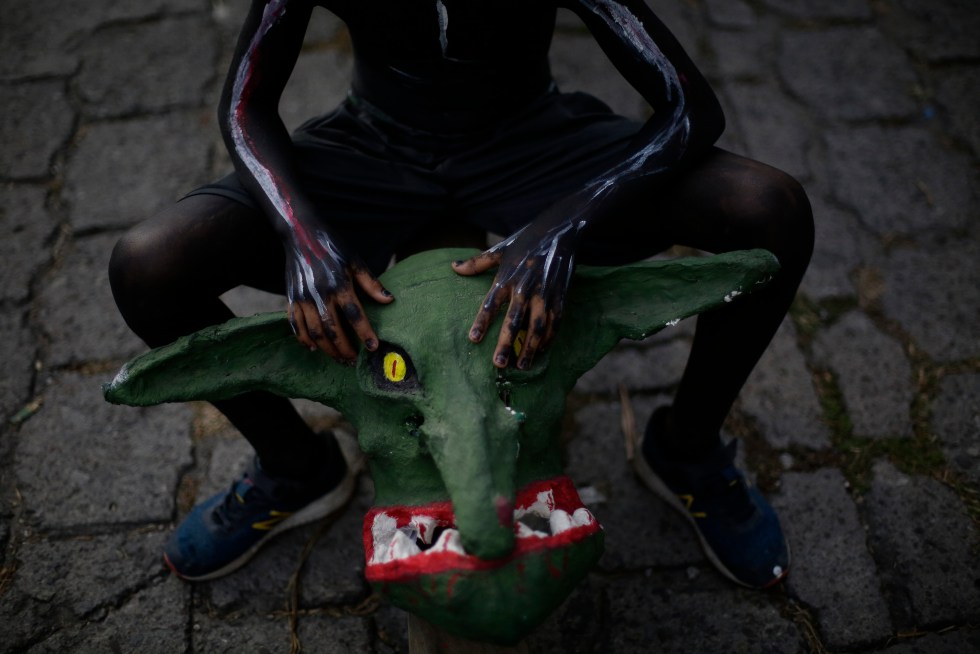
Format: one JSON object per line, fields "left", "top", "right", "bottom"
{"left": 105, "top": 248, "right": 777, "bottom": 644}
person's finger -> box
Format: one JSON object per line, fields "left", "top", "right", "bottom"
{"left": 468, "top": 283, "right": 507, "bottom": 343}
{"left": 352, "top": 266, "right": 394, "bottom": 305}
{"left": 298, "top": 301, "right": 343, "bottom": 361}
{"left": 452, "top": 249, "right": 503, "bottom": 276}
{"left": 516, "top": 295, "right": 549, "bottom": 370}
{"left": 337, "top": 292, "right": 380, "bottom": 352}
{"left": 320, "top": 303, "right": 358, "bottom": 363}
{"left": 289, "top": 301, "right": 317, "bottom": 352}
{"left": 492, "top": 295, "right": 528, "bottom": 369}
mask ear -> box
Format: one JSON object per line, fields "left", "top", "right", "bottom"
{"left": 103, "top": 312, "right": 356, "bottom": 411}
{"left": 548, "top": 249, "right": 780, "bottom": 390}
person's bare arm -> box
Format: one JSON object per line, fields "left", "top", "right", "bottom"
{"left": 453, "top": 0, "right": 724, "bottom": 370}
{"left": 221, "top": 0, "right": 391, "bottom": 365}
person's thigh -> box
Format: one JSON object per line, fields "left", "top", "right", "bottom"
{"left": 112, "top": 194, "right": 287, "bottom": 300}
{"left": 578, "top": 148, "right": 813, "bottom": 271}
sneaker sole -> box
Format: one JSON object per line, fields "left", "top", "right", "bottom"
{"left": 164, "top": 468, "right": 358, "bottom": 582}
{"left": 630, "top": 436, "right": 789, "bottom": 590}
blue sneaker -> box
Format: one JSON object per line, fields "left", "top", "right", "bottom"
{"left": 164, "top": 435, "right": 356, "bottom": 581}
{"left": 633, "top": 409, "right": 789, "bottom": 589}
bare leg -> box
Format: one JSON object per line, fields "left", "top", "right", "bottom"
{"left": 109, "top": 194, "right": 341, "bottom": 480}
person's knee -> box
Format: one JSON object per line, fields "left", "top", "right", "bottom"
{"left": 108, "top": 222, "right": 170, "bottom": 308}
{"left": 746, "top": 168, "right": 814, "bottom": 277}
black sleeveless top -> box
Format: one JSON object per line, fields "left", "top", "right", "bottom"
{"left": 332, "top": 0, "right": 558, "bottom": 133}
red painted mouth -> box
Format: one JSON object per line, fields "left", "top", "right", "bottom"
{"left": 363, "top": 476, "right": 600, "bottom": 583}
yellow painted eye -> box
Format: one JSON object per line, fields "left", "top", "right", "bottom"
{"left": 513, "top": 330, "right": 527, "bottom": 357}
{"left": 383, "top": 352, "right": 408, "bottom": 382}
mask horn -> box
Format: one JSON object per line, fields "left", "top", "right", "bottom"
{"left": 547, "top": 249, "right": 780, "bottom": 391}
{"left": 103, "top": 312, "right": 355, "bottom": 411}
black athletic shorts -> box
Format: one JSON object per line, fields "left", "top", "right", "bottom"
{"left": 187, "top": 87, "right": 661, "bottom": 274}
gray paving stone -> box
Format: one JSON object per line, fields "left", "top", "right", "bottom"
{"left": 15, "top": 372, "right": 193, "bottom": 530}
{"left": 880, "top": 0, "right": 980, "bottom": 63}
{"left": 25, "top": 577, "right": 188, "bottom": 654}
{"left": 193, "top": 610, "right": 372, "bottom": 654}
{"left": 880, "top": 241, "right": 980, "bottom": 363}
{"left": 279, "top": 48, "right": 354, "bottom": 134}
{"left": 373, "top": 602, "right": 410, "bottom": 653}
{"left": 741, "top": 318, "right": 831, "bottom": 450}
{"left": 77, "top": 16, "right": 217, "bottom": 119}
{"left": 549, "top": 34, "right": 648, "bottom": 122}
{"left": 801, "top": 191, "right": 878, "bottom": 301}
{"left": 525, "top": 575, "right": 604, "bottom": 653}
{"left": 703, "top": 0, "right": 756, "bottom": 29}
{"left": 220, "top": 286, "right": 285, "bottom": 318}
{"left": 603, "top": 571, "right": 804, "bottom": 653}
{"left": 567, "top": 398, "right": 704, "bottom": 571}
{"left": 930, "top": 373, "right": 980, "bottom": 488}
{"left": 0, "top": 0, "right": 205, "bottom": 81}
{"left": 191, "top": 611, "right": 293, "bottom": 653}
{"left": 865, "top": 461, "right": 980, "bottom": 629}
{"left": 771, "top": 469, "right": 891, "bottom": 650}
{"left": 0, "top": 184, "right": 60, "bottom": 303}
{"left": 935, "top": 67, "right": 980, "bottom": 159}
{"left": 296, "top": 614, "right": 374, "bottom": 654}
{"left": 778, "top": 28, "right": 918, "bottom": 122}
{"left": 63, "top": 112, "right": 212, "bottom": 230}
{"left": 877, "top": 630, "right": 980, "bottom": 654}
{"left": 575, "top": 339, "right": 690, "bottom": 396}
{"left": 706, "top": 28, "right": 775, "bottom": 80}
{"left": 12, "top": 530, "right": 168, "bottom": 618}
{"left": 723, "top": 80, "right": 813, "bottom": 183}
{"left": 825, "top": 125, "right": 977, "bottom": 236}
{"left": 811, "top": 311, "right": 913, "bottom": 440}
{"left": 0, "top": 81, "right": 75, "bottom": 180}
{"left": 35, "top": 233, "right": 144, "bottom": 367}
{"left": 0, "top": 308, "right": 37, "bottom": 424}
{"left": 759, "top": 0, "right": 872, "bottom": 20}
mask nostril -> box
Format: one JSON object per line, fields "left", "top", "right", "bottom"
{"left": 406, "top": 414, "right": 424, "bottom": 437}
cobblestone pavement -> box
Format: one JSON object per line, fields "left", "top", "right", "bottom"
{"left": 2, "top": 1, "right": 978, "bottom": 652}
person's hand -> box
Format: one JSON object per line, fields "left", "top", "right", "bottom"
{"left": 285, "top": 232, "right": 393, "bottom": 364}
{"left": 452, "top": 221, "right": 579, "bottom": 370}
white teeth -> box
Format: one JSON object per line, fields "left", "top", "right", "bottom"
{"left": 410, "top": 515, "right": 438, "bottom": 545}
{"left": 370, "top": 487, "right": 598, "bottom": 565}
{"left": 390, "top": 529, "right": 422, "bottom": 560}
{"left": 516, "top": 521, "right": 548, "bottom": 539}
{"left": 572, "top": 508, "right": 594, "bottom": 527}
{"left": 431, "top": 528, "right": 465, "bottom": 555}
{"left": 369, "top": 513, "right": 398, "bottom": 565}
{"left": 549, "top": 509, "right": 573, "bottom": 535}
{"left": 516, "top": 489, "right": 556, "bottom": 520}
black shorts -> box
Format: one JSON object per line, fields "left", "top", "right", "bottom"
{"left": 187, "top": 88, "right": 658, "bottom": 273}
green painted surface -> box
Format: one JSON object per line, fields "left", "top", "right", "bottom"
{"left": 104, "top": 247, "right": 778, "bottom": 640}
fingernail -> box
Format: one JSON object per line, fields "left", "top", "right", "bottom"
{"left": 517, "top": 357, "right": 529, "bottom": 370}
{"left": 495, "top": 353, "right": 509, "bottom": 366}
{"left": 453, "top": 260, "right": 465, "bottom": 266}
{"left": 381, "top": 288, "right": 392, "bottom": 297}
{"left": 470, "top": 328, "right": 482, "bottom": 340}
{"left": 365, "top": 338, "right": 378, "bottom": 350}
{"left": 309, "top": 345, "right": 317, "bottom": 352}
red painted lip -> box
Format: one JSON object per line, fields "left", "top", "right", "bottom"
{"left": 363, "top": 476, "right": 601, "bottom": 583}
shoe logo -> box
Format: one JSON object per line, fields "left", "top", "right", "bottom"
{"left": 678, "top": 494, "right": 707, "bottom": 519}
{"left": 252, "top": 510, "right": 294, "bottom": 531}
